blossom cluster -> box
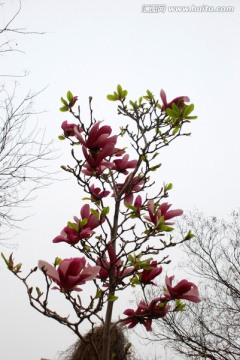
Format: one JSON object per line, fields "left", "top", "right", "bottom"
{"left": 36, "top": 88, "right": 199, "bottom": 332}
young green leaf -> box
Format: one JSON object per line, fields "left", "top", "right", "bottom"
{"left": 67, "top": 90, "right": 73, "bottom": 102}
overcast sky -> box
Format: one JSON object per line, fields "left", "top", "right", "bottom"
{"left": 0, "top": 0, "right": 240, "bottom": 359}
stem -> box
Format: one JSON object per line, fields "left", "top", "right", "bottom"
{"left": 102, "top": 199, "right": 121, "bottom": 360}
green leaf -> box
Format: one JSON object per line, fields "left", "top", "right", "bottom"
{"left": 79, "top": 218, "right": 88, "bottom": 228}
{"left": 124, "top": 202, "right": 136, "bottom": 211}
{"left": 67, "top": 90, "right": 73, "bottom": 102}
{"left": 90, "top": 208, "right": 99, "bottom": 219}
{"left": 1, "top": 252, "right": 9, "bottom": 267}
{"left": 139, "top": 263, "right": 154, "bottom": 270}
{"left": 186, "top": 115, "right": 198, "bottom": 120}
{"left": 172, "top": 125, "right": 180, "bottom": 135}
{"left": 60, "top": 106, "right": 69, "bottom": 112}
{"left": 175, "top": 299, "right": 186, "bottom": 311}
{"left": 117, "top": 84, "right": 123, "bottom": 97}
{"left": 129, "top": 100, "right": 138, "bottom": 110}
{"left": 58, "top": 135, "right": 65, "bottom": 140}
{"left": 36, "top": 287, "right": 44, "bottom": 298}
{"left": 122, "top": 89, "right": 128, "bottom": 98}
{"left": 152, "top": 152, "right": 159, "bottom": 160}
{"left": 183, "top": 103, "right": 194, "bottom": 118}
{"left": 54, "top": 257, "right": 62, "bottom": 266}
{"left": 60, "top": 97, "right": 68, "bottom": 106}
{"left": 130, "top": 276, "right": 140, "bottom": 285}
{"left": 101, "top": 206, "right": 110, "bottom": 217}
{"left": 184, "top": 230, "right": 195, "bottom": 240}
{"left": 172, "top": 103, "right": 180, "bottom": 114}
{"left": 146, "top": 89, "right": 154, "bottom": 100}
{"left": 158, "top": 224, "right": 174, "bottom": 232}
{"left": 67, "top": 221, "right": 78, "bottom": 230}
{"left": 165, "top": 183, "right": 173, "bottom": 191}
{"left": 150, "top": 164, "right": 161, "bottom": 171}
{"left": 108, "top": 295, "right": 118, "bottom": 302}
{"left": 107, "top": 94, "right": 118, "bottom": 101}
{"left": 166, "top": 108, "right": 179, "bottom": 118}
{"left": 95, "top": 289, "right": 102, "bottom": 299}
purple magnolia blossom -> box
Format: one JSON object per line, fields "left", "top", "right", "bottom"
{"left": 61, "top": 121, "right": 82, "bottom": 137}
{"left": 53, "top": 225, "right": 93, "bottom": 245}
{"left": 163, "top": 275, "right": 201, "bottom": 303}
{"left": 144, "top": 200, "right": 183, "bottom": 226}
{"left": 122, "top": 299, "right": 169, "bottom": 332}
{"left": 75, "top": 121, "right": 117, "bottom": 151}
{"left": 112, "top": 154, "right": 138, "bottom": 175}
{"left": 89, "top": 184, "right": 110, "bottom": 201}
{"left": 82, "top": 143, "right": 115, "bottom": 170}
{"left": 97, "top": 243, "right": 133, "bottom": 284}
{"left": 38, "top": 257, "right": 100, "bottom": 292}
{"left": 160, "top": 89, "right": 190, "bottom": 111}
{"left": 139, "top": 260, "right": 162, "bottom": 285}
{"left": 53, "top": 204, "right": 104, "bottom": 245}
{"left": 116, "top": 175, "right": 144, "bottom": 204}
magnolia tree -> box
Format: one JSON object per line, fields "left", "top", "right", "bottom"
{"left": 2, "top": 85, "right": 200, "bottom": 360}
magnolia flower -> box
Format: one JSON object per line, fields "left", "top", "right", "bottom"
{"left": 53, "top": 204, "right": 104, "bottom": 244}
{"left": 144, "top": 200, "right": 183, "bottom": 226}
{"left": 138, "top": 260, "right": 162, "bottom": 285}
{"left": 89, "top": 184, "right": 110, "bottom": 201}
{"left": 82, "top": 143, "right": 115, "bottom": 169}
{"left": 160, "top": 89, "right": 190, "bottom": 111}
{"left": 61, "top": 121, "right": 82, "bottom": 137}
{"left": 133, "top": 195, "right": 142, "bottom": 215}
{"left": 97, "top": 243, "right": 133, "bottom": 284}
{"left": 112, "top": 154, "right": 138, "bottom": 175}
{"left": 122, "top": 299, "right": 169, "bottom": 332}
{"left": 38, "top": 257, "right": 100, "bottom": 291}
{"left": 82, "top": 162, "right": 113, "bottom": 177}
{"left": 53, "top": 225, "right": 93, "bottom": 245}
{"left": 116, "top": 175, "right": 144, "bottom": 204}
{"left": 163, "top": 275, "right": 201, "bottom": 303}
{"left": 75, "top": 121, "right": 117, "bottom": 151}
{"left": 122, "top": 301, "right": 151, "bottom": 331}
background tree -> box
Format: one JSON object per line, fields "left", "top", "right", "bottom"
{"left": 0, "top": 1, "right": 51, "bottom": 241}
{"left": 144, "top": 210, "right": 240, "bottom": 360}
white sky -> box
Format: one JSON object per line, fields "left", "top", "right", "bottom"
{"left": 0, "top": 0, "right": 240, "bottom": 359}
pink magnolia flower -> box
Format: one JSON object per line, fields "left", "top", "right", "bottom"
{"left": 160, "top": 89, "right": 190, "bottom": 111}
{"left": 38, "top": 257, "right": 100, "bottom": 292}
{"left": 97, "top": 243, "right": 133, "bottom": 284}
{"left": 112, "top": 154, "right": 138, "bottom": 175}
{"left": 116, "top": 175, "right": 144, "bottom": 204}
{"left": 53, "top": 204, "right": 104, "bottom": 245}
{"left": 89, "top": 184, "right": 110, "bottom": 201}
{"left": 61, "top": 121, "right": 82, "bottom": 137}
{"left": 75, "top": 121, "right": 117, "bottom": 151}
{"left": 139, "top": 260, "right": 162, "bottom": 285}
{"left": 53, "top": 225, "right": 93, "bottom": 245}
{"left": 122, "top": 299, "right": 169, "bottom": 332}
{"left": 144, "top": 200, "right": 183, "bottom": 227}
{"left": 133, "top": 195, "right": 142, "bottom": 215}
{"left": 122, "top": 301, "right": 151, "bottom": 331}
{"left": 82, "top": 162, "right": 113, "bottom": 177}
{"left": 163, "top": 275, "right": 201, "bottom": 303}
{"left": 82, "top": 143, "right": 115, "bottom": 170}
